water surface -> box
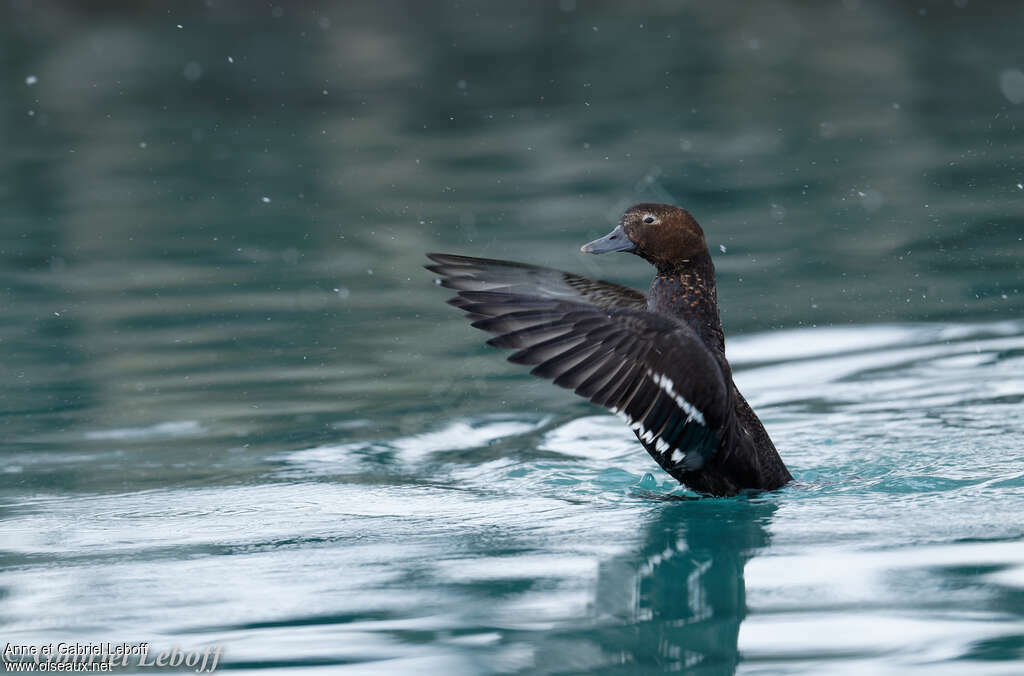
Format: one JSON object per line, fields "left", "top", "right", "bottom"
{"left": 2, "top": 2, "right": 1023, "bottom": 673}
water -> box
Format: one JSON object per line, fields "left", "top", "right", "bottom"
{"left": 2, "top": 2, "right": 1023, "bottom": 673}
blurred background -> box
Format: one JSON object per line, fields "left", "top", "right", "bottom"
{"left": 2, "top": 1, "right": 1023, "bottom": 673}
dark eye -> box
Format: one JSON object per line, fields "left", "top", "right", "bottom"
{"left": 643, "top": 216, "right": 655, "bottom": 224}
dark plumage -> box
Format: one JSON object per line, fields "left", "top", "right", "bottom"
{"left": 426, "top": 203, "right": 792, "bottom": 496}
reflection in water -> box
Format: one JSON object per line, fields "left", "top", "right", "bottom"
{"left": 540, "top": 498, "right": 775, "bottom": 673}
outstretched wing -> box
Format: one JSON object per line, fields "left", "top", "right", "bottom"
{"left": 425, "top": 253, "right": 647, "bottom": 315}
{"left": 427, "top": 253, "right": 731, "bottom": 472}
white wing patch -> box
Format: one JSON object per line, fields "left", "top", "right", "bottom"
{"left": 617, "top": 410, "right": 661, "bottom": 455}
{"left": 606, "top": 370, "right": 708, "bottom": 466}
{"left": 647, "top": 370, "right": 706, "bottom": 426}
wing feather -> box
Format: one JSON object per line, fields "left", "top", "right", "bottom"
{"left": 426, "top": 253, "right": 647, "bottom": 310}
{"left": 427, "top": 253, "right": 730, "bottom": 471}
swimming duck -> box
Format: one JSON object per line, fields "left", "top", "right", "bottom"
{"left": 426, "top": 203, "right": 792, "bottom": 496}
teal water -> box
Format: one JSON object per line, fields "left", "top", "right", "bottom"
{"left": 2, "top": 2, "right": 1024, "bottom": 674}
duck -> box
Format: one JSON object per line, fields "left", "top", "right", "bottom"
{"left": 426, "top": 203, "right": 792, "bottom": 496}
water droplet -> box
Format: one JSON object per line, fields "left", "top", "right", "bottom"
{"left": 637, "top": 472, "right": 658, "bottom": 490}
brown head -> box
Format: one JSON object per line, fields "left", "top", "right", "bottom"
{"left": 580, "top": 203, "right": 708, "bottom": 270}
